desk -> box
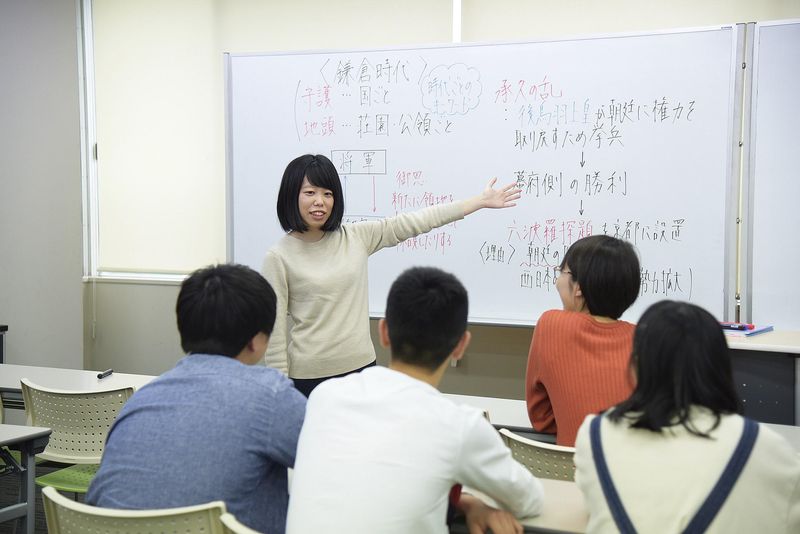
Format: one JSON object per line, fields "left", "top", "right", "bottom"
{"left": 444, "top": 393, "right": 531, "bottom": 430}
{"left": 0, "top": 363, "right": 154, "bottom": 411}
{"left": 451, "top": 479, "right": 588, "bottom": 534}
{"left": 444, "top": 394, "right": 800, "bottom": 452}
{"left": 726, "top": 330, "right": 800, "bottom": 425}
{"left": 0, "top": 424, "right": 51, "bottom": 534}
{"left": 0, "top": 325, "right": 7, "bottom": 363}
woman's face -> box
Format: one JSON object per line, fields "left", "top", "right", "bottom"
{"left": 556, "top": 264, "right": 583, "bottom": 312}
{"left": 297, "top": 176, "right": 334, "bottom": 231}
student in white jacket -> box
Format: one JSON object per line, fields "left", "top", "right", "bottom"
{"left": 574, "top": 300, "right": 800, "bottom": 534}
{"left": 287, "top": 267, "right": 544, "bottom": 534}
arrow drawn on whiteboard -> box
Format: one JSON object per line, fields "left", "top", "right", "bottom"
{"left": 343, "top": 175, "right": 348, "bottom": 205}
{"left": 372, "top": 176, "right": 376, "bottom": 212}
{"left": 579, "top": 200, "right": 584, "bottom": 216}
{"left": 580, "top": 151, "right": 585, "bottom": 168}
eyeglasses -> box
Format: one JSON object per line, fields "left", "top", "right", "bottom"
{"left": 554, "top": 267, "right": 572, "bottom": 277}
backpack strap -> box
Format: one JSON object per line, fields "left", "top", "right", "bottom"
{"left": 590, "top": 415, "right": 637, "bottom": 534}
{"left": 682, "top": 418, "right": 759, "bottom": 534}
{"left": 591, "top": 415, "right": 760, "bottom": 534}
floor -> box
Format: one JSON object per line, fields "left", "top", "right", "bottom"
{"left": 0, "top": 463, "right": 68, "bottom": 534}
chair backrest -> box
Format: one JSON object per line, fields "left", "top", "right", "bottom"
{"left": 43, "top": 486, "right": 226, "bottom": 534}
{"left": 20, "top": 378, "right": 134, "bottom": 464}
{"left": 220, "top": 513, "right": 261, "bottom": 534}
{"left": 499, "top": 428, "right": 576, "bottom": 481}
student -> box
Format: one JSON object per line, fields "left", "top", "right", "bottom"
{"left": 263, "top": 154, "right": 520, "bottom": 396}
{"left": 574, "top": 300, "right": 800, "bottom": 533}
{"left": 87, "top": 264, "right": 306, "bottom": 534}
{"left": 525, "top": 234, "right": 640, "bottom": 446}
{"left": 286, "top": 267, "right": 544, "bottom": 534}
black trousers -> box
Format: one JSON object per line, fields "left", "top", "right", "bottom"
{"left": 291, "top": 359, "right": 377, "bottom": 397}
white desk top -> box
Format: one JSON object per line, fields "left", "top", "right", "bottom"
{"left": 444, "top": 393, "right": 531, "bottom": 429}
{"left": 0, "top": 423, "right": 52, "bottom": 446}
{"left": 0, "top": 363, "right": 155, "bottom": 393}
{"left": 726, "top": 330, "right": 800, "bottom": 354}
{"left": 444, "top": 393, "right": 800, "bottom": 452}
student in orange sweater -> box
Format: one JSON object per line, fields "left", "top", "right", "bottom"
{"left": 525, "top": 235, "right": 640, "bottom": 446}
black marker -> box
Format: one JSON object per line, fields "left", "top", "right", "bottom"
{"left": 720, "top": 323, "right": 747, "bottom": 331}
{"left": 97, "top": 369, "right": 113, "bottom": 379}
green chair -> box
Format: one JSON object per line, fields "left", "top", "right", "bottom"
{"left": 43, "top": 486, "right": 227, "bottom": 534}
{"left": 20, "top": 378, "right": 134, "bottom": 495}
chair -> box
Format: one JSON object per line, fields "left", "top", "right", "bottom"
{"left": 499, "top": 427, "right": 576, "bottom": 481}
{"left": 220, "top": 512, "right": 262, "bottom": 534}
{"left": 20, "top": 378, "right": 134, "bottom": 494}
{"left": 42, "top": 486, "right": 227, "bottom": 534}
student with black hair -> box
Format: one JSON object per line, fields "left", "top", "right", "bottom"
{"left": 87, "top": 264, "right": 306, "bottom": 534}
{"left": 263, "top": 154, "right": 520, "bottom": 396}
{"left": 286, "top": 267, "right": 544, "bottom": 534}
{"left": 574, "top": 300, "right": 800, "bottom": 533}
{"left": 525, "top": 234, "right": 641, "bottom": 446}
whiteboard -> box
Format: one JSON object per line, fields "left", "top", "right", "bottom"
{"left": 226, "top": 27, "right": 739, "bottom": 325}
{"left": 749, "top": 20, "right": 800, "bottom": 330}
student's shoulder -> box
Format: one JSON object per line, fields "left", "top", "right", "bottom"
{"left": 436, "top": 394, "right": 490, "bottom": 427}
{"left": 219, "top": 363, "right": 300, "bottom": 404}
{"left": 308, "top": 369, "right": 369, "bottom": 400}
{"left": 535, "top": 309, "right": 576, "bottom": 329}
{"left": 755, "top": 422, "right": 800, "bottom": 465}
{"left": 245, "top": 363, "right": 295, "bottom": 387}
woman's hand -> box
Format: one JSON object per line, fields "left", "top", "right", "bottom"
{"left": 463, "top": 178, "right": 522, "bottom": 216}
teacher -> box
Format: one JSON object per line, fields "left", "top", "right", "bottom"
{"left": 262, "top": 154, "right": 520, "bottom": 396}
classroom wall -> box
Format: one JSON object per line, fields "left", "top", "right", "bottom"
{"left": 0, "top": 0, "right": 84, "bottom": 369}
{"left": 76, "top": 0, "right": 799, "bottom": 396}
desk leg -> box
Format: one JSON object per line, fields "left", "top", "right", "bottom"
{"left": 18, "top": 444, "right": 36, "bottom": 534}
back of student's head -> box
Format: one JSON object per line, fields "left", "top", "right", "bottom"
{"left": 176, "top": 263, "right": 277, "bottom": 358}
{"left": 276, "top": 154, "right": 344, "bottom": 232}
{"left": 561, "top": 235, "right": 640, "bottom": 319}
{"left": 385, "top": 267, "right": 468, "bottom": 372}
{"left": 609, "top": 300, "right": 740, "bottom": 436}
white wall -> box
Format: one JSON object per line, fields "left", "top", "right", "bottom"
{"left": 0, "top": 0, "right": 84, "bottom": 369}
{"left": 462, "top": 0, "right": 800, "bottom": 41}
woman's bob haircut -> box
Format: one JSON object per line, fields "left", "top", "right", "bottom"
{"left": 608, "top": 300, "right": 740, "bottom": 437}
{"left": 276, "top": 154, "right": 345, "bottom": 232}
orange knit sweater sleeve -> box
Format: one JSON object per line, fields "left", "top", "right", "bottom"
{"left": 525, "top": 310, "right": 635, "bottom": 446}
{"left": 526, "top": 316, "right": 557, "bottom": 434}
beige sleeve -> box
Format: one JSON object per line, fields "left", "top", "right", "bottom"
{"left": 261, "top": 249, "right": 289, "bottom": 375}
{"left": 353, "top": 201, "right": 465, "bottom": 254}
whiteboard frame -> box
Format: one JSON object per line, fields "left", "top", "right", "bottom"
{"left": 744, "top": 18, "right": 800, "bottom": 328}
{"left": 225, "top": 24, "right": 743, "bottom": 326}
{"left": 727, "top": 23, "right": 755, "bottom": 323}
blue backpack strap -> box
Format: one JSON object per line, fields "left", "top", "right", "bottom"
{"left": 590, "top": 415, "right": 638, "bottom": 534}
{"left": 682, "top": 418, "right": 760, "bottom": 534}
